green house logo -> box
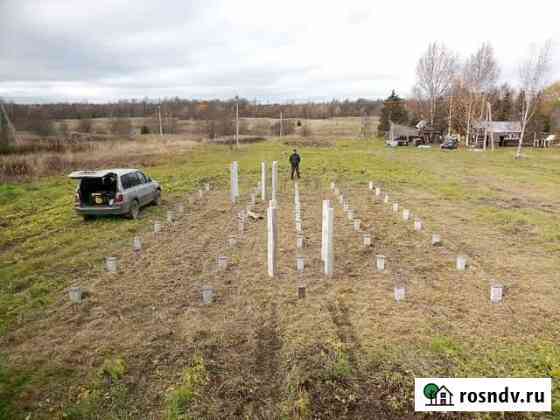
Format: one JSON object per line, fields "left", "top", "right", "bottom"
{"left": 423, "top": 383, "right": 454, "bottom": 407}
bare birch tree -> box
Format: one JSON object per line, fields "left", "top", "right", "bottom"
{"left": 516, "top": 40, "right": 552, "bottom": 158}
{"left": 463, "top": 42, "right": 499, "bottom": 147}
{"left": 415, "top": 42, "right": 458, "bottom": 126}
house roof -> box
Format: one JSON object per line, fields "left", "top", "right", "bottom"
{"left": 472, "top": 121, "right": 521, "bottom": 133}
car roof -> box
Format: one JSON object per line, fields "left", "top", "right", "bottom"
{"left": 68, "top": 168, "right": 139, "bottom": 179}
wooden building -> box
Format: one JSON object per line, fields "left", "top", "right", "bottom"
{"left": 471, "top": 121, "right": 522, "bottom": 148}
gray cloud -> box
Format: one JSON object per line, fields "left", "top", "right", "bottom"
{"left": 0, "top": 0, "right": 558, "bottom": 103}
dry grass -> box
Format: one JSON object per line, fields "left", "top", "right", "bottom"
{"left": 0, "top": 134, "right": 198, "bottom": 182}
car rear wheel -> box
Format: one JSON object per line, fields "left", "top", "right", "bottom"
{"left": 128, "top": 200, "right": 140, "bottom": 219}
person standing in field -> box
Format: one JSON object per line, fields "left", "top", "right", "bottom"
{"left": 289, "top": 149, "right": 301, "bottom": 180}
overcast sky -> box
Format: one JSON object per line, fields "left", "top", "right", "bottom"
{"left": 1, "top": 0, "right": 559, "bottom": 103}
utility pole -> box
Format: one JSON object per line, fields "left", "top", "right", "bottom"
{"left": 235, "top": 101, "right": 239, "bottom": 148}
{"left": 447, "top": 95, "right": 453, "bottom": 136}
{"left": 158, "top": 103, "right": 163, "bottom": 137}
{"left": 280, "top": 111, "right": 283, "bottom": 137}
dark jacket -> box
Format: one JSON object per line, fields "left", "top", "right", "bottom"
{"left": 289, "top": 153, "right": 301, "bottom": 167}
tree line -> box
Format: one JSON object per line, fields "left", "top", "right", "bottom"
{"left": 0, "top": 97, "right": 383, "bottom": 136}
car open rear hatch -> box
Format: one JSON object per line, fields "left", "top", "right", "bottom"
{"left": 68, "top": 170, "right": 118, "bottom": 206}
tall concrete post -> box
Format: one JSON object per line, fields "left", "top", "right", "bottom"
{"left": 267, "top": 204, "right": 278, "bottom": 277}
{"left": 261, "top": 161, "right": 267, "bottom": 201}
{"left": 271, "top": 161, "right": 278, "bottom": 202}
{"left": 321, "top": 200, "right": 330, "bottom": 261}
{"left": 230, "top": 161, "right": 239, "bottom": 203}
{"left": 324, "top": 206, "right": 334, "bottom": 276}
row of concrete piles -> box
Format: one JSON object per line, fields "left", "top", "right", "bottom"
{"left": 367, "top": 181, "right": 503, "bottom": 304}
{"left": 69, "top": 184, "right": 212, "bottom": 304}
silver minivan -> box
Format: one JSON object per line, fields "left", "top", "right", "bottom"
{"left": 68, "top": 168, "right": 161, "bottom": 220}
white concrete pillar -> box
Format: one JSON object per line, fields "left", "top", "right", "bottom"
{"left": 133, "top": 236, "right": 142, "bottom": 252}
{"left": 271, "top": 161, "right": 278, "bottom": 202}
{"left": 414, "top": 219, "right": 423, "bottom": 231}
{"left": 456, "top": 255, "right": 467, "bottom": 271}
{"left": 490, "top": 283, "right": 503, "bottom": 303}
{"left": 363, "top": 233, "right": 372, "bottom": 247}
{"left": 218, "top": 255, "right": 228, "bottom": 271}
{"left": 267, "top": 205, "right": 278, "bottom": 277}
{"left": 394, "top": 285, "right": 406, "bottom": 302}
{"left": 324, "top": 206, "right": 334, "bottom": 276}
{"left": 260, "top": 161, "right": 266, "bottom": 201}
{"left": 321, "top": 200, "right": 330, "bottom": 261}
{"left": 368, "top": 181, "right": 374, "bottom": 190}
{"left": 432, "top": 233, "right": 442, "bottom": 246}
{"left": 375, "top": 187, "right": 381, "bottom": 196}
{"left": 402, "top": 209, "right": 410, "bottom": 221}
{"left": 296, "top": 256, "right": 304, "bottom": 273}
{"left": 230, "top": 161, "right": 239, "bottom": 203}
{"left": 69, "top": 287, "right": 83, "bottom": 303}
{"left": 202, "top": 286, "right": 214, "bottom": 304}
{"left": 106, "top": 256, "right": 117, "bottom": 273}
{"left": 376, "top": 255, "right": 385, "bottom": 271}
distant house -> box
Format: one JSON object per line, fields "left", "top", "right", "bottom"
{"left": 416, "top": 120, "right": 442, "bottom": 143}
{"left": 387, "top": 122, "right": 418, "bottom": 144}
{"left": 471, "top": 121, "right": 522, "bottom": 148}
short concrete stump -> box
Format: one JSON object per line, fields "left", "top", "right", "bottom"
{"left": 414, "top": 220, "right": 423, "bottom": 231}
{"left": 392, "top": 203, "right": 399, "bottom": 213}
{"left": 353, "top": 219, "right": 361, "bottom": 231}
{"left": 202, "top": 286, "right": 214, "bottom": 304}
{"left": 375, "top": 187, "right": 381, "bottom": 196}
{"left": 217, "top": 256, "right": 228, "bottom": 271}
{"left": 69, "top": 287, "right": 83, "bottom": 304}
{"left": 368, "top": 181, "right": 374, "bottom": 190}
{"left": 490, "top": 283, "right": 503, "bottom": 303}
{"left": 384, "top": 195, "right": 389, "bottom": 204}
{"left": 363, "top": 233, "right": 372, "bottom": 247}
{"left": 402, "top": 209, "right": 410, "bottom": 221}
{"left": 394, "top": 285, "right": 405, "bottom": 302}
{"left": 376, "top": 255, "right": 385, "bottom": 271}
{"left": 106, "top": 256, "right": 117, "bottom": 273}
{"left": 432, "top": 233, "right": 442, "bottom": 246}
{"left": 456, "top": 255, "right": 467, "bottom": 271}
{"left": 133, "top": 236, "right": 142, "bottom": 252}
{"left": 205, "top": 183, "right": 210, "bottom": 191}
{"left": 154, "top": 221, "right": 162, "bottom": 233}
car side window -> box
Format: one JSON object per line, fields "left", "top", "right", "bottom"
{"left": 121, "top": 173, "right": 135, "bottom": 189}
{"left": 121, "top": 174, "right": 129, "bottom": 189}
{"left": 136, "top": 172, "right": 147, "bottom": 184}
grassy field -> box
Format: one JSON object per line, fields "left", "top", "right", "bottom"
{"left": 1, "top": 137, "right": 560, "bottom": 419}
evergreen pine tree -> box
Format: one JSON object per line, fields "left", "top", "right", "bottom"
{"left": 377, "top": 90, "right": 408, "bottom": 136}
